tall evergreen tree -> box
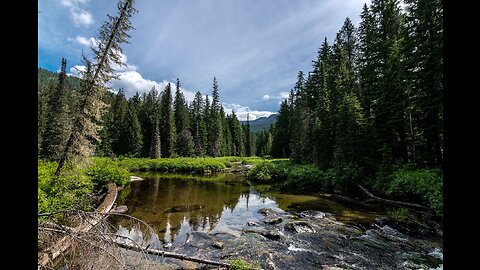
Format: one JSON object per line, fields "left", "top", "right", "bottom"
{"left": 244, "top": 113, "right": 252, "bottom": 156}
{"left": 160, "top": 83, "right": 175, "bottom": 157}
{"left": 150, "top": 117, "right": 161, "bottom": 158}
{"left": 55, "top": 0, "right": 137, "bottom": 175}
{"left": 191, "top": 91, "right": 208, "bottom": 156}
{"left": 208, "top": 78, "right": 222, "bottom": 157}
{"left": 41, "top": 58, "right": 71, "bottom": 161}
{"left": 110, "top": 88, "right": 129, "bottom": 155}
{"left": 138, "top": 86, "right": 160, "bottom": 157}
{"left": 173, "top": 78, "right": 192, "bottom": 156}
{"left": 271, "top": 99, "right": 291, "bottom": 158}
{"left": 403, "top": 0, "right": 443, "bottom": 166}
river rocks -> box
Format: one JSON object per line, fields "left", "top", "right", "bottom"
{"left": 259, "top": 208, "right": 277, "bottom": 216}
{"left": 248, "top": 221, "right": 260, "bottom": 226}
{"left": 284, "top": 221, "right": 316, "bottom": 233}
{"left": 259, "top": 208, "right": 283, "bottom": 225}
{"left": 111, "top": 205, "right": 128, "bottom": 214}
{"left": 375, "top": 217, "right": 438, "bottom": 238}
{"left": 297, "top": 210, "right": 329, "bottom": 219}
{"left": 264, "top": 216, "right": 282, "bottom": 225}
{"left": 212, "top": 240, "right": 224, "bottom": 249}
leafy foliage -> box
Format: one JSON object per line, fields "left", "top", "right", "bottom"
{"left": 229, "top": 258, "right": 260, "bottom": 270}
{"left": 86, "top": 159, "right": 130, "bottom": 190}
{"left": 385, "top": 167, "right": 443, "bottom": 215}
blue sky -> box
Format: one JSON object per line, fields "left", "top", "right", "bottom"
{"left": 38, "top": 0, "right": 369, "bottom": 120}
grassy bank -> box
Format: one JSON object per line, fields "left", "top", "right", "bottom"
{"left": 38, "top": 158, "right": 130, "bottom": 214}
{"left": 246, "top": 161, "right": 443, "bottom": 216}
{"left": 38, "top": 156, "right": 268, "bottom": 214}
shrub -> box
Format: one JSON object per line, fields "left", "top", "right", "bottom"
{"left": 385, "top": 167, "right": 443, "bottom": 216}
{"left": 87, "top": 159, "right": 129, "bottom": 190}
{"left": 229, "top": 258, "right": 260, "bottom": 270}
{"left": 246, "top": 161, "right": 277, "bottom": 182}
{"left": 38, "top": 159, "right": 94, "bottom": 214}
{"left": 283, "top": 164, "right": 322, "bottom": 190}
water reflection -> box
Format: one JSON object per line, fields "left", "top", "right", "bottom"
{"left": 114, "top": 173, "right": 382, "bottom": 247}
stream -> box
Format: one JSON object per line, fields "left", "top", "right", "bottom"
{"left": 111, "top": 173, "right": 443, "bottom": 270}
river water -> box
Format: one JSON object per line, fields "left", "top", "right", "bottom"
{"left": 112, "top": 173, "right": 443, "bottom": 269}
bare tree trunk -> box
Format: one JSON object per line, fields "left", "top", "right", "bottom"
{"left": 38, "top": 183, "right": 118, "bottom": 268}
{"left": 356, "top": 183, "right": 428, "bottom": 210}
{"left": 114, "top": 240, "right": 230, "bottom": 268}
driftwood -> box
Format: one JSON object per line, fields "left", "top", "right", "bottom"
{"left": 356, "top": 183, "right": 428, "bottom": 210}
{"left": 114, "top": 240, "right": 230, "bottom": 268}
{"left": 38, "top": 183, "right": 118, "bottom": 268}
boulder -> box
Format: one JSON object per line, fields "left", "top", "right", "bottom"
{"left": 284, "top": 221, "right": 316, "bottom": 233}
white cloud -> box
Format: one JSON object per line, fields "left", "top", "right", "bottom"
{"left": 262, "top": 95, "right": 270, "bottom": 101}
{"left": 68, "top": 35, "right": 98, "bottom": 47}
{"left": 223, "top": 103, "right": 275, "bottom": 121}
{"left": 72, "top": 9, "right": 94, "bottom": 27}
{"left": 61, "top": 0, "right": 94, "bottom": 27}
{"left": 68, "top": 65, "right": 86, "bottom": 77}
{"left": 61, "top": 0, "right": 90, "bottom": 8}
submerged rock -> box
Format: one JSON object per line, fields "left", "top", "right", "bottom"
{"left": 111, "top": 205, "right": 128, "bottom": 214}
{"left": 284, "top": 221, "right": 316, "bottom": 233}
{"left": 212, "top": 240, "right": 224, "bottom": 249}
{"left": 164, "top": 204, "right": 203, "bottom": 213}
{"left": 247, "top": 221, "right": 259, "bottom": 226}
{"left": 264, "top": 215, "right": 282, "bottom": 225}
{"left": 259, "top": 208, "right": 277, "bottom": 216}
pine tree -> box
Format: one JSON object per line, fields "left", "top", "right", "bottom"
{"left": 271, "top": 99, "right": 291, "bottom": 158}
{"left": 138, "top": 86, "right": 160, "bottom": 157}
{"left": 110, "top": 89, "right": 129, "bottom": 155}
{"left": 55, "top": 0, "right": 137, "bottom": 175}
{"left": 160, "top": 83, "right": 175, "bottom": 157}
{"left": 173, "top": 78, "right": 192, "bottom": 156}
{"left": 122, "top": 104, "right": 143, "bottom": 156}
{"left": 244, "top": 113, "right": 252, "bottom": 156}
{"left": 403, "top": 0, "right": 443, "bottom": 166}
{"left": 41, "top": 58, "right": 71, "bottom": 161}
{"left": 209, "top": 78, "right": 222, "bottom": 157}
{"left": 190, "top": 91, "right": 208, "bottom": 156}
{"left": 150, "top": 117, "right": 161, "bottom": 158}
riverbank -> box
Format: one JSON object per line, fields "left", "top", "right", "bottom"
{"left": 246, "top": 160, "right": 443, "bottom": 218}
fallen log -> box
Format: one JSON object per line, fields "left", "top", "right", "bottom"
{"left": 38, "top": 183, "right": 118, "bottom": 269}
{"left": 114, "top": 240, "right": 230, "bottom": 268}
{"left": 356, "top": 183, "right": 429, "bottom": 210}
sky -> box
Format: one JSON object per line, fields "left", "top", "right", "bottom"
{"left": 38, "top": 0, "right": 369, "bottom": 120}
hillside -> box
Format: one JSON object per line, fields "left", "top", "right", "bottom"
{"left": 242, "top": 114, "right": 277, "bottom": 132}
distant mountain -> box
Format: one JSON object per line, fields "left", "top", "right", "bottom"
{"left": 241, "top": 114, "right": 277, "bottom": 132}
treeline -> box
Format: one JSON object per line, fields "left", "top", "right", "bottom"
{"left": 38, "top": 67, "right": 275, "bottom": 159}
{"left": 270, "top": 0, "right": 442, "bottom": 187}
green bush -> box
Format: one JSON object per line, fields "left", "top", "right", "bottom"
{"left": 385, "top": 167, "right": 443, "bottom": 216}
{"left": 87, "top": 159, "right": 129, "bottom": 190}
{"left": 282, "top": 164, "right": 322, "bottom": 190}
{"left": 229, "top": 258, "right": 260, "bottom": 270}
{"left": 246, "top": 161, "right": 277, "bottom": 182}
{"left": 38, "top": 159, "right": 94, "bottom": 214}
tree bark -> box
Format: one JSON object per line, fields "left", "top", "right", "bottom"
{"left": 114, "top": 240, "right": 230, "bottom": 268}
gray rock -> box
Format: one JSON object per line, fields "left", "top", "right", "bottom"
{"left": 212, "top": 240, "right": 224, "bottom": 249}
{"left": 264, "top": 215, "right": 282, "bottom": 225}
{"left": 247, "top": 221, "right": 259, "bottom": 226}
{"left": 284, "top": 221, "right": 316, "bottom": 233}
{"left": 262, "top": 230, "right": 282, "bottom": 240}
{"left": 112, "top": 205, "right": 128, "bottom": 214}
{"left": 258, "top": 208, "right": 276, "bottom": 216}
